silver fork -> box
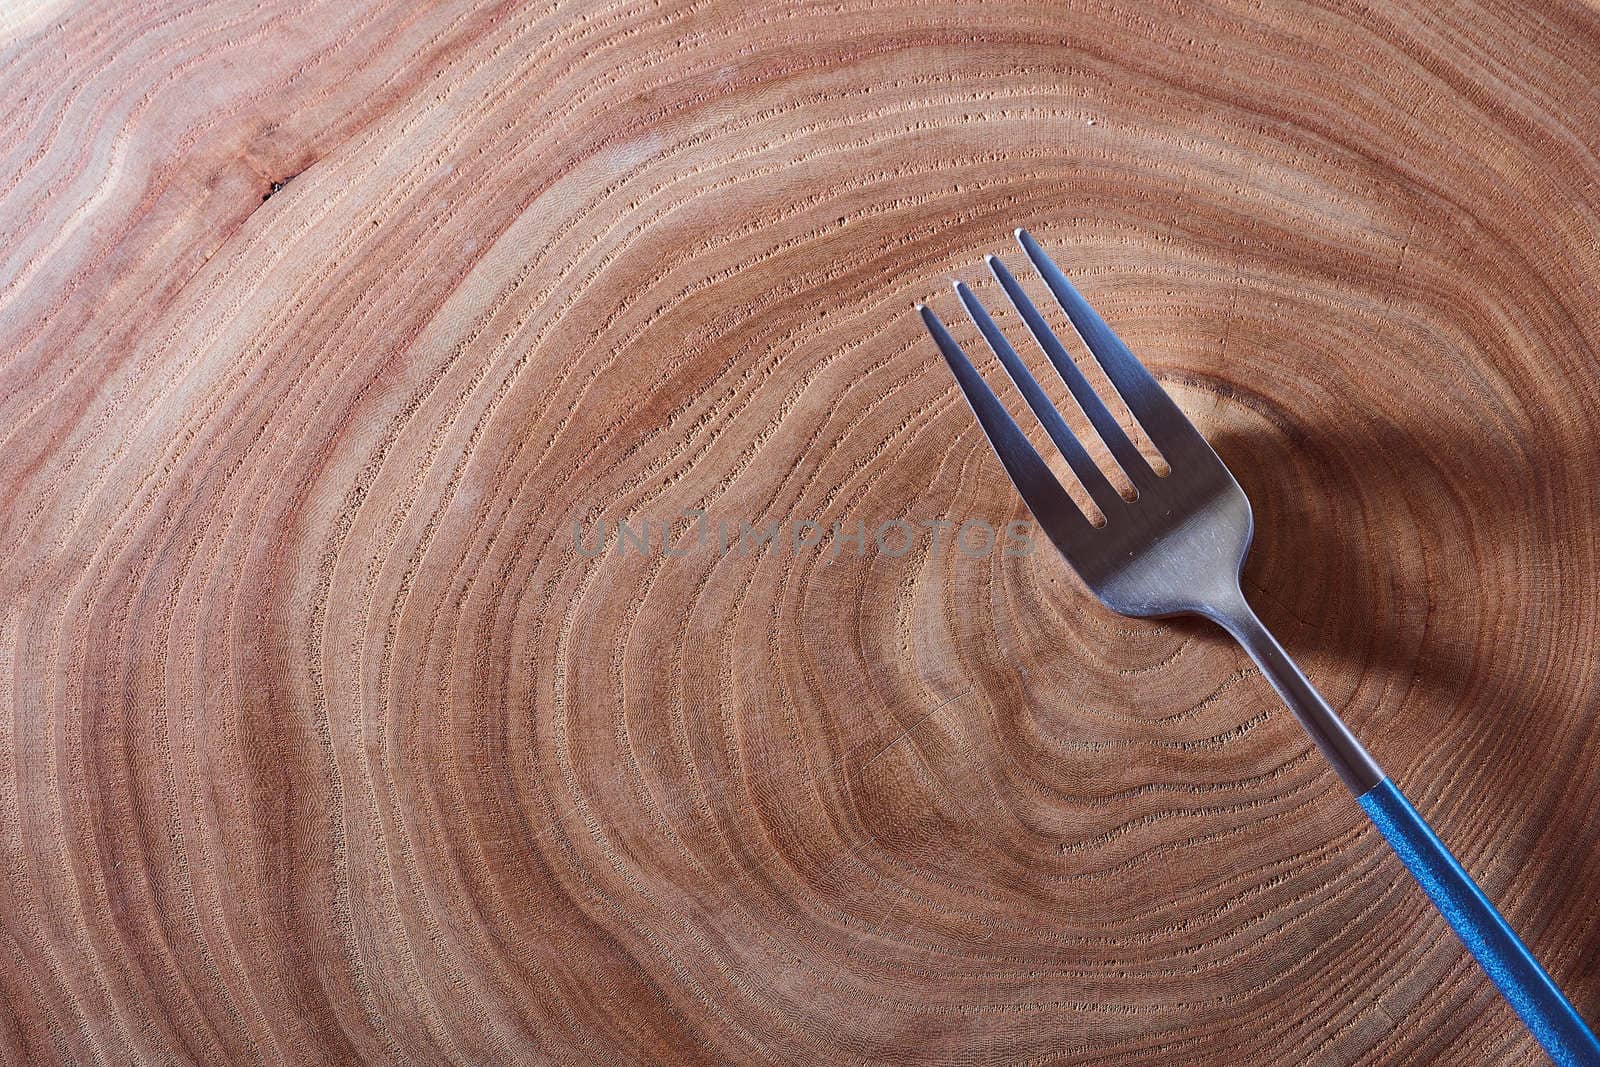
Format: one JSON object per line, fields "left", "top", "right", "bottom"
{"left": 918, "top": 230, "right": 1599, "bottom": 1065}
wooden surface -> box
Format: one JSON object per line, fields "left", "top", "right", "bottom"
{"left": 2, "top": 1, "right": 1599, "bottom": 1063}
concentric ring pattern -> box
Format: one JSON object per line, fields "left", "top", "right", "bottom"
{"left": 1, "top": 1, "right": 1598, "bottom": 1063}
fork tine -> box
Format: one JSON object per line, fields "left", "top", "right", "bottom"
{"left": 918, "top": 305, "right": 1093, "bottom": 539}
{"left": 1015, "top": 228, "right": 1209, "bottom": 461}
{"left": 953, "top": 281, "right": 1125, "bottom": 519}
{"left": 986, "top": 256, "right": 1156, "bottom": 489}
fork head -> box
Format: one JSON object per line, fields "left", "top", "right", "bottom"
{"left": 919, "top": 230, "right": 1253, "bottom": 622}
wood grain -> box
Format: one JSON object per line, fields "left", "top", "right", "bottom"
{"left": 2, "top": 1, "right": 1599, "bottom": 1062}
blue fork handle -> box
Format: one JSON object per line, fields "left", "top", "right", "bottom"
{"left": 1227, "top": 603, "right": 1597, "bottom": 1060}
{"left": 1359, "top": 778, "right": 1600, "bottom": 1065}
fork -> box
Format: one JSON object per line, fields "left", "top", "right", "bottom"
{"left": 918, "top": 230, "right": 1600, "bottom": 1065}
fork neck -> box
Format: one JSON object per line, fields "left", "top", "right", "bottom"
{"left": 1207, "top": 591, "right": 1384, "bottom": 795}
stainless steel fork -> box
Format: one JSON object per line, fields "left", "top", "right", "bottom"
{"left": 918, "top": 230, "right": 1600, "bottom": 1065}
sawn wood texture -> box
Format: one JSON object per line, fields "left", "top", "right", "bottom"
{"left": 2, "top": 0, "right": 1598, "bottom": 1063}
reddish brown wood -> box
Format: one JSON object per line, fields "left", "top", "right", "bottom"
{"left": 2, "top": 1, "right": 1598, "bottom": 1062}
